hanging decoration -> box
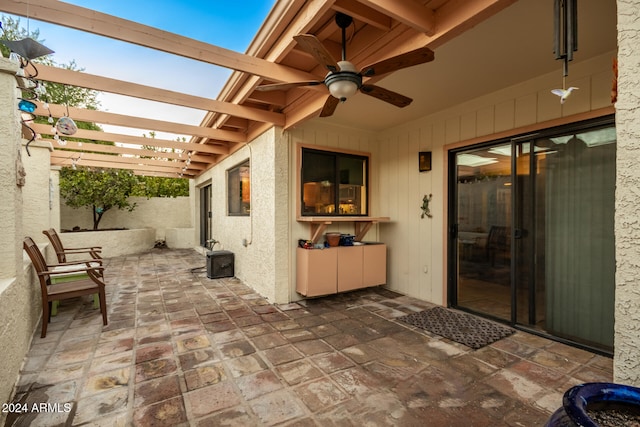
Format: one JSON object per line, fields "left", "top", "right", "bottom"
{"left": 551, "top": 0, "right": 579, "bottom": 104}
{"left": 1, "top": 19, "right": 54, "bottom": 156}
{"left": 54, "top": 85, "right": 78, "bottom": 137}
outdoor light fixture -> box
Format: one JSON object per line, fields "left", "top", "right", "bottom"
{"left": 325, "top": 61, "right": 361, "bottom": 101}
{"left": 0, "top": 38, "right": 54, "bottom": 62}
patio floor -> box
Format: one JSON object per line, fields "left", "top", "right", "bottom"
{"left": 6, "top": 249, "right": 613, "bottom": 426}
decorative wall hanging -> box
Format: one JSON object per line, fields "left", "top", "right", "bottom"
{"left": 551, "top": 0, "right": 579, "bottom": 104}
{"left": 420, "top": 194, "right": 433, "bottom": 219}
{"left": 419, "top": 151, "right": 432, "bottom": 172}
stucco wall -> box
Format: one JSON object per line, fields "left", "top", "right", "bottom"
{"left": 60, "top": 196, "right": 192, "bottom": 241}
{"left": 22, "top": 141, "right": 54, "bottom": 245}
{"left": 614, "top": 0, "right": 640, "bottom": 386}
{"left": 286, "top": 122, "right": 381, "bottom": 302}
{"left": 375, "top": 51, "right": 615, "bottom": 305}
{"left": 194, "top": 127, "right": 289, "bottom": 303}
{"left": 0, "top": 57, "right": 42, "bottom": 420}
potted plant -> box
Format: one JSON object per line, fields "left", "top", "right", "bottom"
{"left": 546, "top": 382, "right": 640, "bottom": 426}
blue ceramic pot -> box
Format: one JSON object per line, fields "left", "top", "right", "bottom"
{"left": 546, "top": 382, "right": 640, "bottom": 426}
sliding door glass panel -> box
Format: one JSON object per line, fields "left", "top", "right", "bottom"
{"left": 539, "top": 126, "right": 616, "bottom": 350}
{"left": 455, "top": 145, "right": 512, "bottom": 321}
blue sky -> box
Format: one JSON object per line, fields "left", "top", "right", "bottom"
{"left": 3, "top": 0, "right": 276, "bottom": 137}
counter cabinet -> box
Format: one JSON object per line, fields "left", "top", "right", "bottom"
{"left": 296, "top": 244, "right": 387, "bottom": 297}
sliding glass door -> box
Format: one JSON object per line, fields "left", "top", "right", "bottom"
{"left": 449, "top": 117, "right": 616, "bottom": 352}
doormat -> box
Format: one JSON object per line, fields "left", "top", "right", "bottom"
{"left": 397, "top": 307, "right": 515, "bottom": 349}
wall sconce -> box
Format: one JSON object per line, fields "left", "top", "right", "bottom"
{"left": 419, "top": 151, "right": 432, "bottom": 172}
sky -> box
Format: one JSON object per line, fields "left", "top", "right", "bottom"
{"left": 3, "top": 0, "right": 276, "bottom": 139}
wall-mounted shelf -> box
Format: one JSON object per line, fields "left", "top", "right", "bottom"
{"left": 297, "top": 216, "right": 390, "bottom": 243}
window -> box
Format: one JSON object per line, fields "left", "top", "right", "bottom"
{"left": 228, "top": 160, "right": 250, "bottom": 215}
{"left": 301, "top": 147, "right": 368, "bottom": 216}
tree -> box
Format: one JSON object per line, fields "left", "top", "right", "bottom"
{"left": 59, "top": 167, "right": 138, "bottom": 230}
{"left": 131, "top": 176, "right": 189, "bottom": 198}
{"left": 6, "top": 16, "right": 190, "bottom": 227}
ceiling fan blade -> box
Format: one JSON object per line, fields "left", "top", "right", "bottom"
{"left": 360, "top": 47, "right": 435, "bottom": 77}
{"left": 319, "top": 95, "right": 340, "bottom": 117}
{"left": 254, "top": 80, "right": 323, "bottom": 91}
{"left": 293, "top": 34, "right": 339, "bottom": 72}
{"left": 359, "top": 85, "right": 413, "bottom": 108}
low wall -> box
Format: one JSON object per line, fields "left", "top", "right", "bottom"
{"left": 58, "top": 228, "right": 156, "bottom": 259}
{"left": 165, "top": 228, "right": 196, "bottom": 249}
{"left": 60, "top": 197, "right": 192, "bottom": 240}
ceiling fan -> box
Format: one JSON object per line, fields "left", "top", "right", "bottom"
{"left": 255, "top": 12, "right": 435, "bottom": 117}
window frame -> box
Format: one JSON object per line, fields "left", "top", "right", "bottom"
{"left": 227, "top": 159, "right": 250, "bottom": 216}
{"left": 298, "top": 144, "right": 370, "bottom": 218}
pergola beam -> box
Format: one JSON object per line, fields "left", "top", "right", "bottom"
{"left": 34, "top": 102, "right": 247, "bottom": 143}
{"left": 50, "top": 157, "right": 197, "bottom": 177}
{"left": 0, "top": 0, "right": 320, "bottom": 84}
{"left": 51, "top": 150, "right": 206, "bottom": 171}
{"left": 43, "top": 139, "right": 214, "bottom": 164}
{"left": 30, "top": 123, "right": 229, "bottom": 155}
{"left": 36, "top": 64, "right": 286, "bottom": 126}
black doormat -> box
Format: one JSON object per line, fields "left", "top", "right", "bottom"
{"left": 397, "top": 307, "right": 515, "bottom": 349}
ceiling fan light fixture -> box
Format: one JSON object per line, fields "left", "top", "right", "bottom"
{"left": 325, "top": 60, "right": 361, "bottom": 101}
{"left": 327, "top": 79, "right": 358, "bottom": 101}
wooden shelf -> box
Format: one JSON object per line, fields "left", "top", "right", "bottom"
{"left": 297, "top": 216, "right": 390, "bottom": 243}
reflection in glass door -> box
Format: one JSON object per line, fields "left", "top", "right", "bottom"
{"left": 449, "top": 118, "right": 616, "bottom": 352}
{"left": 452, "top": 144, "right": 514, "bottom": 322}
{"left": 199, "top": 184, "right": 212, "bottom": 247}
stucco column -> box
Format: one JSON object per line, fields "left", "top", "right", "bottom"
{"left": 0, "top": 58, "right": 23, "bottom": 279}
{"left": 614, "top": 0, "right": 640, "bottom": 385}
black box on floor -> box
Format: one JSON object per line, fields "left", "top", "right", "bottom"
{"left": 206, "top": 250, "right": 234, "bottom": 279}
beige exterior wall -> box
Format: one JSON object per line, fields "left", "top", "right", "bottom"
{"left": 194, "top": 127, "right": 289, "bottom": 303}
{"left": 376, "top": 51, "right": 615, "bottom": 304}
{"left": 614, "top": 0, "right": 640, "bottom": 386}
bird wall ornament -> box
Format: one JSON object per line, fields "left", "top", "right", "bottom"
{"left": 551, "top": 86, "right": 579, "bottom": 104}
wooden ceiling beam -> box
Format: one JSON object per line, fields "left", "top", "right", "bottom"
{"left": 278, "top": 0, "right": 516, "bottom": 126}
{"left": 0, "top": 0, "right": 319, "bottom": 84}
{"left": 30, "top": 123, "right": 229, "bottom": 155}
{"left": 353, "top": 0, "right": 436, "bottom": 35}
{"left": 333, "top": 0, "right": 392, "bottom": 30}
{"left": 245, "top": 91, "right": 287, "bottom": 107}
{"left": 33, "top": 102, "right": 246, "bottom": 143}
{"left": 36, "top": 64, "right": 286, "bottom": 126}
{"left": 203, "top": 0, "right": 336, "bottom": 130}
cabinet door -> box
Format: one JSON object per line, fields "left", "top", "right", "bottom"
{"left": 296, "top": 247, "right": 337, "bottom": 296}
{"left": 363, "top": 244, "right": 387, "bottom": 287}
{"left": 337, "top": 246, "right": 363, "bottom": 292}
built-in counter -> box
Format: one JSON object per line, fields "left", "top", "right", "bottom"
{"left": 296, "top": 217, "right": 389, "bottom": 297}
{"left": 297, "top": 216, "right": 390, "bottom": 243}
